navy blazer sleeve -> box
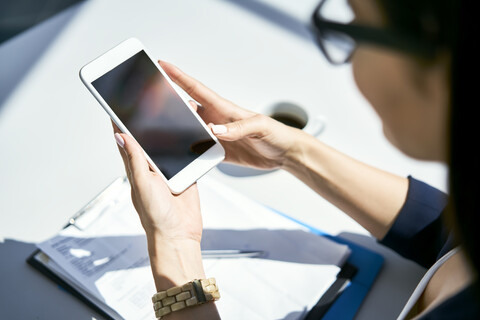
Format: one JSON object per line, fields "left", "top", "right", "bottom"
{"left": 380, "top": 176, "right": 451, "bottom": 269}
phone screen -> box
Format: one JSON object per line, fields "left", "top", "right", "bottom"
{"left": 92, "top": 50, "right": 215, "bottom": 179}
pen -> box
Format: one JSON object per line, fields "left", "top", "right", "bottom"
{"left": 201, "top": 250, "right": 266, "bottom": 259}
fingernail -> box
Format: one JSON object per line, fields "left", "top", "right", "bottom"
{"left": 115, "top": 133, "right": 125, "bottom": 148}
{"left": 192, "top": 100, "right": 203, "bottom": 108}
{"left": 211, "top": 125, "right": 227, "bottom": 135}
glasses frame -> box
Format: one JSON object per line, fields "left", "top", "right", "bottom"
{"left": 310, "top": 0, "right": 437, "bottom": 65}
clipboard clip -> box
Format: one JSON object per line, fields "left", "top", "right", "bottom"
{"left": 66, "top": 176, "right": 130, "bottom": 231}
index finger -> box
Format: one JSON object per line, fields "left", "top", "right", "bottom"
{"left": 159, "top": 60, "right": 224, "bottom": 108}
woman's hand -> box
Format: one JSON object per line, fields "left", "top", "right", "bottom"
{"left": 113, "top": 127, "right": 202, "bottom": 243}
{"left": 160, "top": 61, "right": 304, "bottom": 171}
{"left": 113, "top": 127, "right": 208, "bottom": 294}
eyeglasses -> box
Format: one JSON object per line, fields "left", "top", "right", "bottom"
{"left": 310, "top": 0, "right": 438, "bottom": 65}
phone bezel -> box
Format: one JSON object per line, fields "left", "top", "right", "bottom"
{"left": 79, "top": 37, "right": 225, "bottom": 194}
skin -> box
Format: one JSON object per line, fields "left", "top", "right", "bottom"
{"left": 112, "top": 0, "right": 472, "bottom": 318}
{"left": 352, "top": 46, "right": 450, "bottom": 161}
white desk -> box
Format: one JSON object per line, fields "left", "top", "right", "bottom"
{"left": 0, "top": 0, "right": 447, "bottom": 319}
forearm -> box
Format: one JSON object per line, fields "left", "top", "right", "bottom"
{"left": 282, "top": 130, "right": 408, "bottom": 239}
{"left": 147, "top": 234, "right": 221, "bottom": 320}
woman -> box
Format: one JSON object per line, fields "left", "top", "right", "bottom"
{"left": 113, "top": 0, "right": 479, "bottom": 318}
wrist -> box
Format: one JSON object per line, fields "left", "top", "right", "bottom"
{"left": 280, "top": 129, "right": 311, "bottom": 174}
{"left": 147, "top": 234, "right": 205, "bottom": 292}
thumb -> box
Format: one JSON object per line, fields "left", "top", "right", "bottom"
{"left": 210, "top": 114, "right": 268, "bottom": 141}
{"left": 115, "top": 133, "right": 149, "bottom": 185}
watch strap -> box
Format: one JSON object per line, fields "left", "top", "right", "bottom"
{"left": 152, "top": 278, "right": 220, "bottom": 319}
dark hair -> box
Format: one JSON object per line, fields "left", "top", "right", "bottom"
{"left": 449, "top": 2, "right": 480, "bottom": 283}
{"left": 377, "top": 0, "right": 455, "bottom": 50}
{"left": 378, "top": 0, "right": 479, "bottom": 287}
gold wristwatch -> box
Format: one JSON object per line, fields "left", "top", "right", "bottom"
{"left": 151, "top": 278, "right": 220, "bottom": 319}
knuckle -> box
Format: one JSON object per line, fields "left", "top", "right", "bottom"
{"left": 185, "top": 80, "right": 199, "bottom": 96}
{"left": 232, "top": 121, "right": 245, "bottom": 135}
{"left": 255, "top": 114, "right": 268, "bottom": 125}
{"left": 127, "top": 151, "right": 136, "bottom": 164}
{"left": 253, "top": 114, "right": 270, "bottom": 136}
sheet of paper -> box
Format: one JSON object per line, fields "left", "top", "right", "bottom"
{"left": 199, "top": 177, "right": 350, "bottom": 266}
{"left": 37, "top": 185, "right": 157, "bottom": 320}
{"left": 198, "top": 177, "right": 350, "bottom": 319}
{"left": 37, "top": 175, "right": 350, "bottom": 320}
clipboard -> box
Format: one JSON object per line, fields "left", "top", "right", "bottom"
{"left": 27, "top": 176, "right": 383, "bottom": 319}
{"left": 27, "top": 250, "right": 117, "bottom": 319}
{"left": 27, "top": 177, "right": 129, "bottom": 320}
{"left": 270, "top": 208, "right": 384, "bottom": 320}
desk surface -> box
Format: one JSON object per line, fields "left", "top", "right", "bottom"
{"left": 0, "top": 0, "right": 447, "bottom": 319}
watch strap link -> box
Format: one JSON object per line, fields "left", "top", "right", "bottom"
{"left": 152, "top": 278, "right": 220, "bottom": 319}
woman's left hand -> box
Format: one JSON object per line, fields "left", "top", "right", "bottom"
{"left": 114, "top": 125, "right": 220, "bottom": 320}
{"left": 113, "top": 127, "right": 203, "bottom": 243}
{"left": 113, "top": 125, "right": 208, "bottom": 294}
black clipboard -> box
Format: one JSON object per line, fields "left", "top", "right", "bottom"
{"left": 305, "top": 262, "right": 357, "bottom": 319}
{"left": 27, "top": 250, "right": 116, "bottom": 320}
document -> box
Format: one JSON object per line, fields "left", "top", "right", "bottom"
{"left": 36, "top": 176, "right": 350, "bottom": 320}
{"left": 37, "top": 184, "right": 156, "bottom": 320}
{"left": 199, "top": 177, "right": 351, "bottom": 319}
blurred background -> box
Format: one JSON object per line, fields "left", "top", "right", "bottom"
{"left": 0, "top": 0, "right": 83, "bottom": 44}
{"left": 0, "top": 0, "right": 447, "bottom": 241}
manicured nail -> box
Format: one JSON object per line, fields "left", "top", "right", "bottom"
{"left": 115, "top": 133, "right": 125, "bottom": 148}
{"left": 193, "top": 100, "right": 203, "bottom": 108}
{"left": 211, "top": 125, "right": 227, "bottom": 135}
{"left": 189, "top": 100, "right": 202, "bottom": 110}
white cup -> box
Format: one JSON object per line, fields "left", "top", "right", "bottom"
{"left": 261, "top": 101, "right": 326, "bottom": 137}
{"left": 217, "top": 101, "right": 327, "bottom": 177}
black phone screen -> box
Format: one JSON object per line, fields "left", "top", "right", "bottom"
{"left": 92, "top": 50, "right": 215, "bottom": 179}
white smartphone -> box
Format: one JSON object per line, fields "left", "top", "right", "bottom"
{"left": 80, "top": 38, "right": 225, "bottom": 194}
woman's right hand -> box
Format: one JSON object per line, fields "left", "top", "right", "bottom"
{"left": 160, "top": 60, "right": 304, "bottom": 170}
